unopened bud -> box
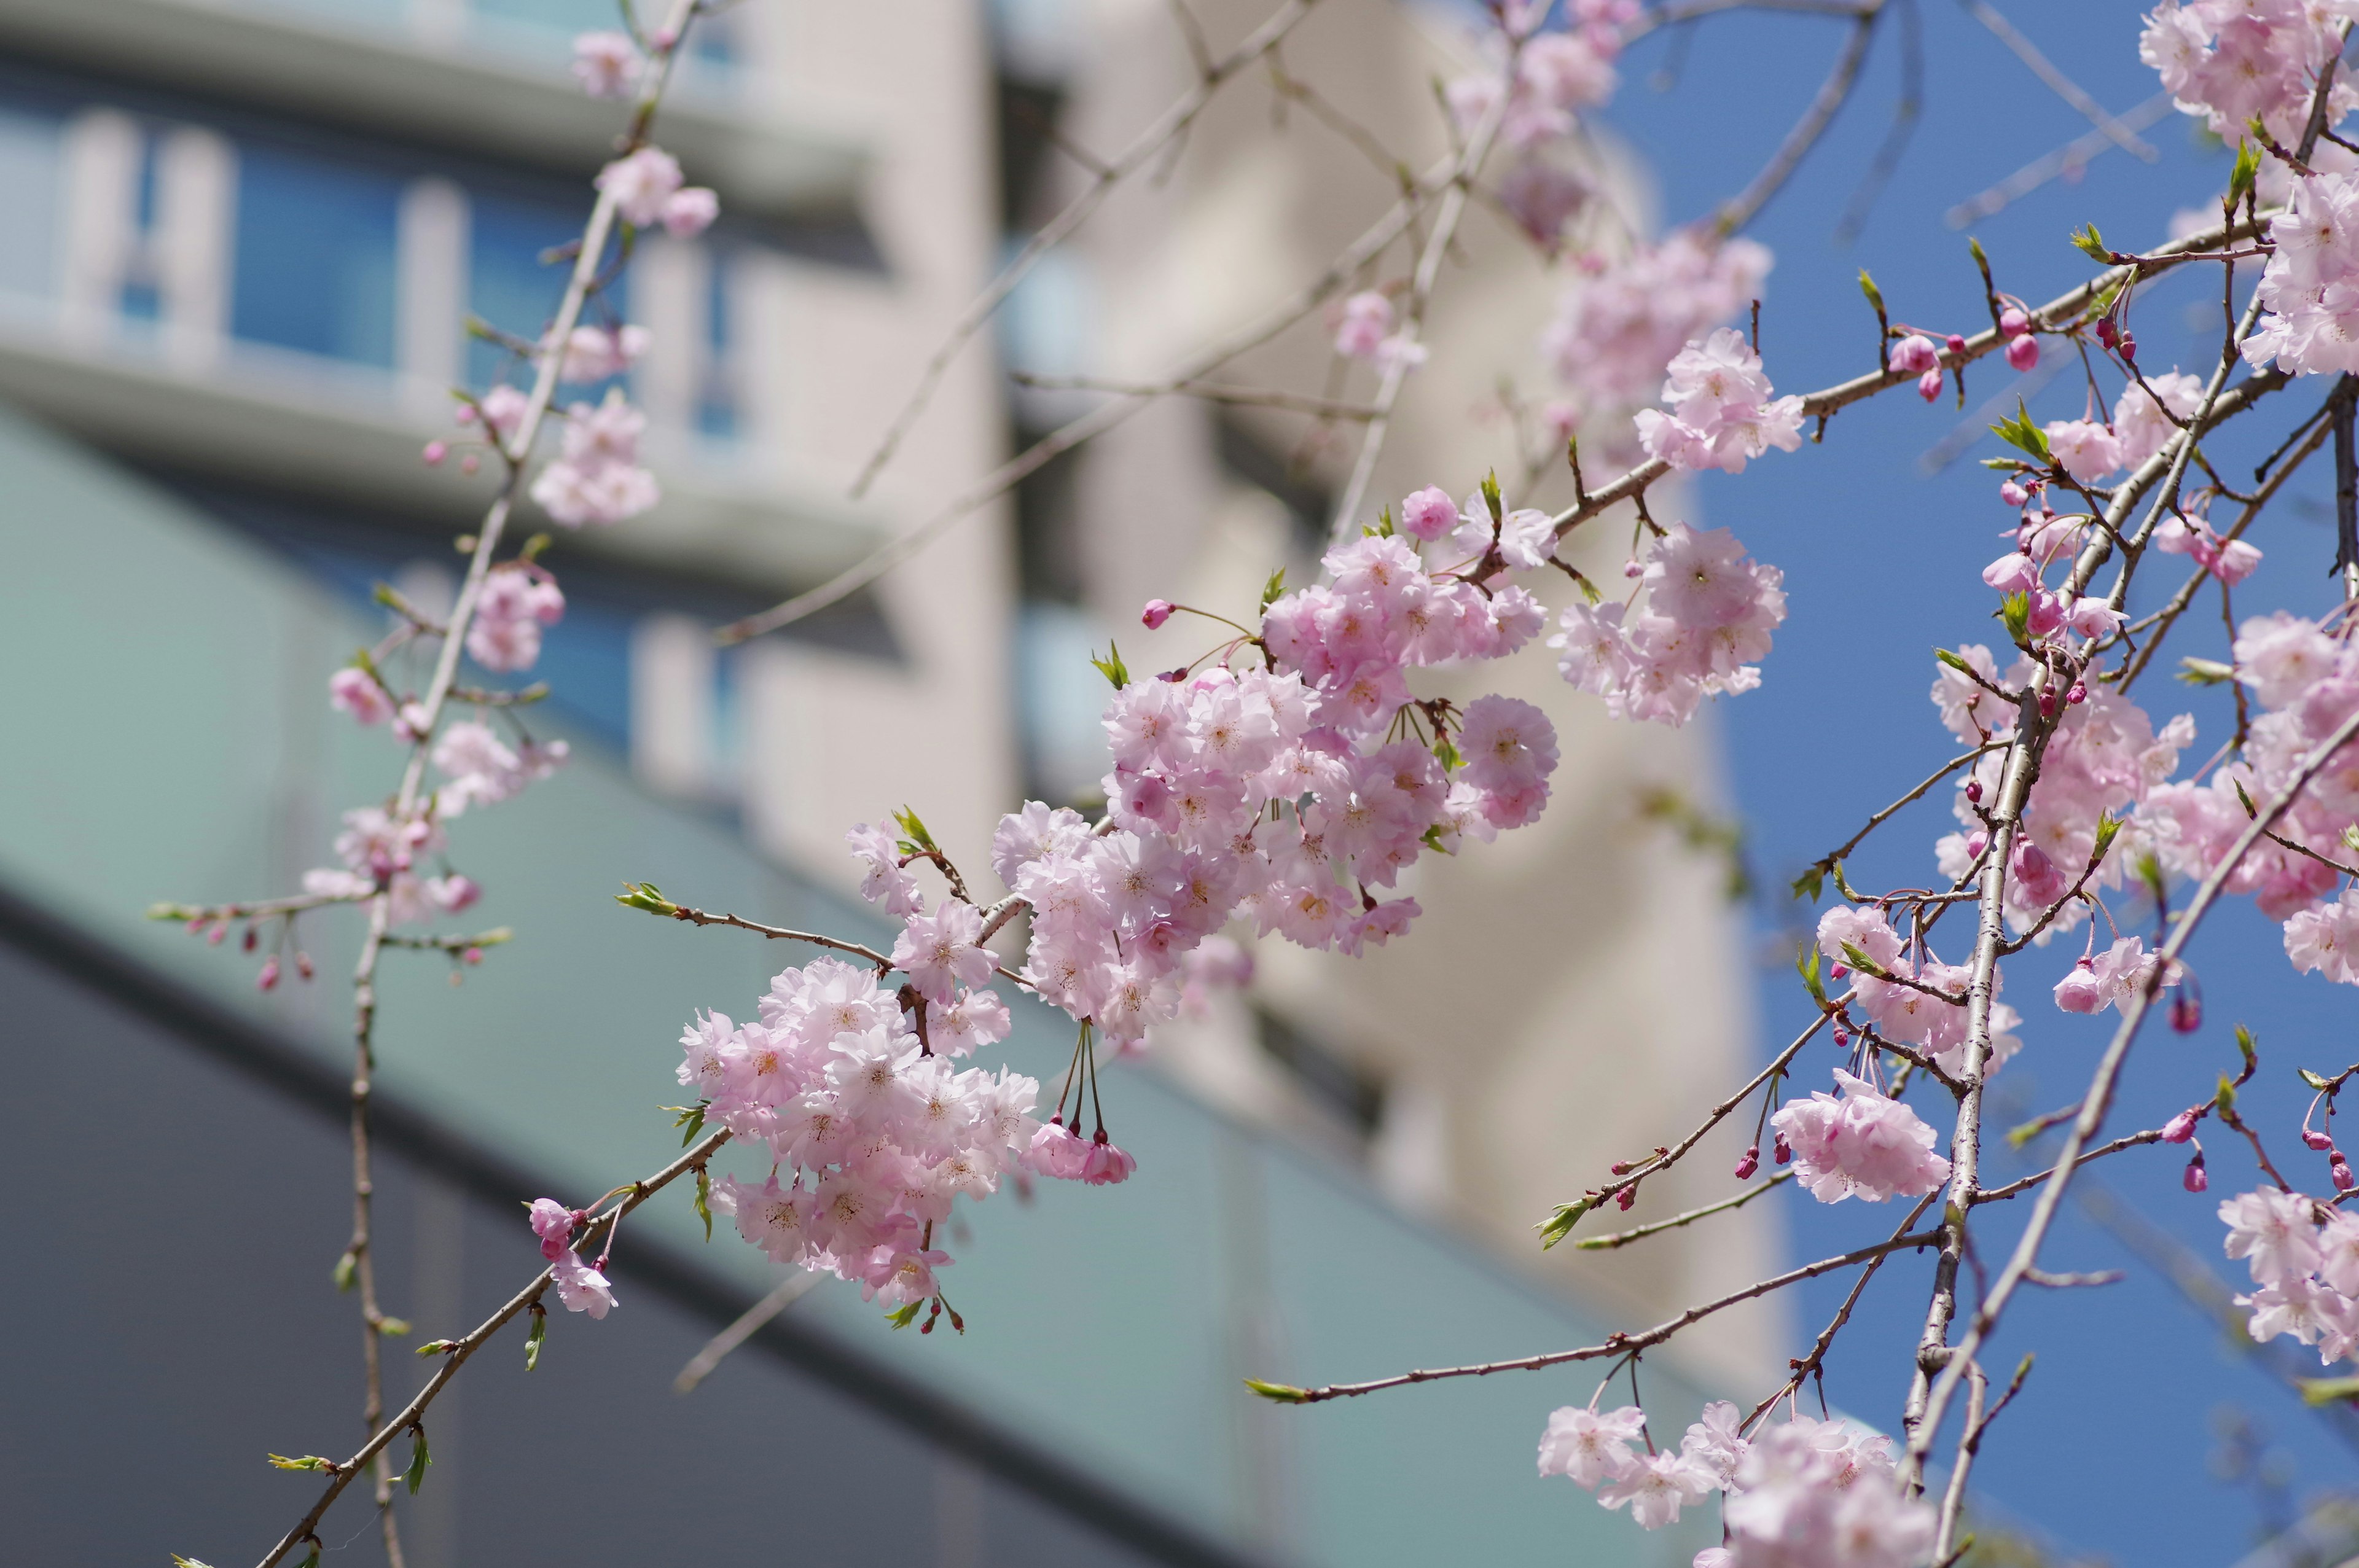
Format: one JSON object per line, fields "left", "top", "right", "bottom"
{"left": 1833, "top": 1028, "right": 1850, "bottom": 1048}
{"left": 1774, "top": 1133, "right": 1793, "bottom": 1166}
{"left": 2161, "top": 1109, "right": 2198, "bottom": 1144}
{"left": 2095, "top": 318, "right": 2118, "bottom": 349}
{"left": 1965, "top": 781, "right": 1983, "bottom": 805}
{"left": 1830, "top": 963, "right": 1850, "bottom": 980}
{"left": 2306, "top": 1129, "right": 2336, "bottom": 1151}
{"left": 242, "top": 926, "right": 259, "bottom": 952}
{"left": 460, "top": 453, "right": 481, "bottom": 475}
{"left": 2067, "top": 682, "right": 2087, "bottom": 706}
{"left": 257, "top": 957, "right": 281, "bottom": 992}
{"left": 2118, "top": 332, "right": 2137, "bottom": 364}
{"left": 422, "top": 440, "right": 449, "bottom": 467}
{"left": 1623, "top": 560, "right": 1644, "bottom": 579}
{"left": 2038, "top": 689, "right": 2059, "bottom": 719}
{"left": 1946, "top": 334, "right": 1967, "bottom": 354}
{"left": 2183, "top": 1151, "right": 2208, "bottom": 1192}
{"left": 2334, "top": 1155, "right": 2355, "bottom": 1192}
{"left": 1615, "top": 1187, "right": 1637, "bottom": 1211}
{"left": 208, "top": 922, "right": 227, "bottom": 946}
{"left": 463, "top": 946, "right": 484, "bottom": 965}
{"left": 297, "top": 951, "right": 315, "bottom": 980}
{"left": 1999, "top": 307, "right": 2030, "bottom": 337}
{"left": 1999, "top": 480, "right": 2027, "bottom": 508}
{"left": 1918, "top": 368, "right": 1944, "bottom": 402}
{"left": 2006, "top": 335, "right": 2040, "bottom": 372}
{"left": 2169, "top": 993, "right": 2202, "bottom": 1033}
{"left": 1734, "top": 1146, "right": 1760, "bottom": 1180}
{"left": 1141, "top": 599, "right": 1175, "bottom": 630}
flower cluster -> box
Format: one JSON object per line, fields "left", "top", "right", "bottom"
{"left": 1813, "top": 905, "right": 2020, "bottom": 1081}
{"left": 681, "top": 953, "right": 1053, "bottom": 1312}
{"left": 2140, "top": 0, "right": 2358, "bottom": 150}
{"left": 1551, "top": 522, "right": 1788, "bottom": 728}
{"left": 1539, "top": 1402, "right": 1931, "bottom": 1567}
{"left": 595, "top": 146, "right": 719, "bottom": 238}
{"left": 2051, "top": 934, "right": 2175, "bottom": 1015}
{"left": 1931, "top": 640, "right": 2193, "bottom": 940}
{"left": 1542, "top": 232, "right": 1774, "bottom": 423}
{"left": 2220, "top": 1186, "right": 2359, "bottom": 1366}
{"left": 1447, "top": 2, "right": 1636, "bottom": 151}
{"left": 1634, "top": 328, "right": 1805, "bottom": 475}
{"left": 2243, "top": 170, "right": 2359, "bottom": 380}
{"left": 1332, "top": 290, "right": 1425, "bottom": 370}
{"left": 2146, "top": 613, "right": 2359, "bottom": 944}
{"left": 571, "top": 30, "right": 643, "bottom": 99}
{"left": 1770, "top": 1069, "right": 1953, "bottom": 1205}
{"left": 466, "top": 562, "right": 566, "bottom": 673}
{"left": 2038, "top": 370, "right": 2205, "bottom": 483}
{"left": 531, "top": 388, "right": 661, "bottom": 526}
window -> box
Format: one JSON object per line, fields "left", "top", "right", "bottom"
{"left": 0, "top": 106, "right": 60, "bottom": 305}
{"left": 468, "top": 190, "right": 627, "bottom": 390}
{"left": 232, "top": 144, "right": 401, "bottom": 365}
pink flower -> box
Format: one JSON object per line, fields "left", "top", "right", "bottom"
{"left": 1334, "top": 291, "right": 1394, "bottom": 359}
{"left": 2005, "top": 333, "right": 2041, "bottom": 372}
{"left": 528, "top": 1197, "right": 577, "bottom": 1262}
{"left": 1770, "top": 1070, "right": 1952, "bottom": 1204}
{"left": 1982, "top": 552, "right": 2040, "bottom": 595}
{"left": 1887, "top": 333, "right": 1938, "bottom": 375}
{"left": 596, "top": 147, "right": 684, "bottom": 227}
{"left": 1081, "top": 1132, "right": 1137, "bottom": 1185}
{"left": 1400, "top": 485, "right": 1458, "bottom": 541}
{"left": 550, "top": 1249, "right": 616, "bottom": 1318}
{"left": 1141, "top": 598, "right": 1175, "bottom": 630}
{"left": 1027, "top": 1119, "right": 1090, "bottom": 1180}
{"left": 2053, "top": 959, "right": 2104, "bottom": 1013}
{"left": 1537, "top": 1404, "right": 1646, "bottom": 1488}
{"left": 891, "top": 900, "right": 995, "bottom": 1007}
{"left": 571, "top": 31, "right": 642, "bottom": 98}
{"left": 661, "top": 187, "right": 720, "bottom": 237}
{"left": 329, "top": 666, "right": 393, "bottom": 726}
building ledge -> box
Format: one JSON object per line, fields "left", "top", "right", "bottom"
{"left": 0, "top": 0, "right": 867, "bottom": 224}
{"left": 0, "top": 321, "right": 880, "bottom": 598}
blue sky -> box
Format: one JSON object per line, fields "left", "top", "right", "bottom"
{"left": 1579, "top": 4, "right": 2359, "bottom": 1559}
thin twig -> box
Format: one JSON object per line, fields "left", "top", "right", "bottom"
{"left": 1957, "top": 1, "right": 2158, "bottom": 162}
{"left": 1710, "top": 6, "right": 1881, "bottom": 237}
{"left": 1571, "top": 1172, "right": 1794, "bottom": 1250}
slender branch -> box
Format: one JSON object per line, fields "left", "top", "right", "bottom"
{"left": 1571, "top": 1171, "right": 1794, "bottom": 1250}
{"left": 256, "top": 1129, "right": 733, "bottom": 1568}
{"left": 662, "top": 903, "right": 896, "bottom": 969}
{"left": 673, "top": 1271, "right": 823, "bottom": 1394}
{"left": 1970, "top": 1128, "right": 2162, "bottom": 1204}
{"left": 1710, "top": 6, "right": 1880, "bottom": 237}
{"left": 1747, "top": 1191, "right": 1942, "bottom": 1429}
{"left": 847, "top": 0, "right": 1320, "bottom": 499}
{"left": 1944, "top": 95, "right": 2173, "bottom": 228}
{"left": 1275, "top": 1230, "right": 1941, "bottom": 1403}
{"left": 1010, "top": 371, "right": 1380, "bottom": 420}
{"left": 1957, "top": 1, "right": 2158, "bottom": 162}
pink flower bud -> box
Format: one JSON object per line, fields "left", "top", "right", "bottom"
{"left": 1615, "top": 1186, "right": 1636, "bottom": 1211}
{"left": 454, "top": 404, "right": 477, "bottom": 426}
{"left": 1889, "top": 334, "right": 1939, "bottom": 375}
{"left": 1965, "top": 833, "right": 1987, "bottom": 858}
{"left": 1773, "top": 1133, "right": 1793, "bottom": 1166}
{"left": 460, "top": 453, "right": 482, "bottom": 475}
{"left": 2066, "top": 681, "right": 2087, "bottom": 705}
{"left": 1999, "top": 307, "right": 2030, "bottom": 337}
{"left": 2053, "top": 959, "right": 2103, "bottom": 1014}
{"left": 2094, "top": 318, "right": 2118, "bottom": 349}
{"left": 2005, "top": 334, "right": 2040, "bottom": 372}
{"left": 1622, "top": 559, "right": 1644, "bottom": 579}
{"left": 2161, "top": 1109, "right": 2198, "bottom": 1144}
{"left": 1734, "top": 1146, "right": 1759, "bottom": 1179}
{"left": 2305, "top": 1128, "right": 2336, "bottom": 1150}
{"left": 652, "top": 24, "right": 679, "bottom": 49}
{"left": 296, "top": 951, "right": 315, "bottom": 980}
{"left": 1832, "top": 1028, "right": 1850, "bottom": 1048}
{"left": 422, "top": 440, "right": 449, "bottom": 466}
{"left": 1829, "top": 963, "right": 1849, "bottom": 980}
{"left": 208, "top": 922, "right": 227, "bottom": 946}
{"left": 1946, "top": 334, "right": 1968, "bottom": 354}
{"left": 1999, "top": 480, "right": 2028, "bottom": 507}
{"left": 1141, "top": 599, "right": 1175, "bottom": 630}
{"left": 1917, "top": 368, "right": 1945, "bottom": 402}
{"left": 1965, "top": 781, "right": 1983, "bottom": 805}
{"left": 2169, "top": 993, "right": 2202, "bottom": 1033}
{"left": 1400, "top": 485, "right": 1458, "bottom": 541}
{"left": 256, "top": 957, "right": 280, "bottom": 991}
{"left": 2183, "top": 1152, "right": 2208, "bottom": 1192}
{"left": 2118, "top": 332, "right": 2137, "bottom": 365}
{"left": 2335, "top": 1155, "right": 2355, "bottom": 1192}
{"left": 464, "top": 946, "right": 484, "bottom": 965}
{"left": 241, "top": 926, "right": 259, "bottom": 952}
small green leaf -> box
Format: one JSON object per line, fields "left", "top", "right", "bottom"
{"left": 415, "top": 1340, "right": 456, "bottom": 1356}
{"left": 525, "top": 1309, "right": 546, "bottom": 1371}
{"left": 2093, "top": 814, "right": 2122, "bottom": 863}
{"left": 676, "top": 1102, "right": 707, "bottom": 1145}
{"left": 2235, "top": 1024, "right": 2257, "bottom": 1072}
{"left": 2000, "top": 591, "right": 2032, "bottom": 647}
{"left": 404, "top": 1427, "right": 430, "bottom": 1496}
{"left": 267, "top": 1454, "right": 331, "bottom": 1471}
{"left": 1090, "top": 642, "right": 1130, "bottom": 690}
{"left": 1839, "top": 942, "right": 1880, "bottom": 977}
{"left": 2006, "top": 1118, "right": 2043, "bottom": 1150}
{"left": 1933, "top": 647, "right": 1974, "bottom": 676}
{"left": 1968, "top": 236, "right": 1989, "bottom": 270}
{"left": 1259, "top": 567, "right": 1288, "bottom": 613}
{"left": 1536, "top": 1196, "right": 1594, "bottom": 1250}
{"left": 1857, "top": 267, "right": 1885, "bottom": 315}
{"left": 1797, "top": 943, "right": 1827, "bottom": 1005}
{"left": 1991, "top": 400, "right": 2052, "bottom": 462}
{"left": 1479, "top": 470, "right": 1503, "bottom": 525}
{"left": 886, "top": 1300, "right": 924, "bottom": 1329}
{"left": 171, "top": 1557, "right": 219, "bottom": 1567}
{"left": 2177, "top": 657, "right": 2236, "bottom": 686}
{"left": 1792, "top": 864, "right": 1826, "bottom": 904}
{"left": 2215, "top": 1074, "right": 2238, "bottom": 1112}
{"left": 2136, "top": 850, "right": 2166, "bottom": 904}
{"left": 2301, "top": 1067, "right": 2334, "bottom": 1091}
{"left": 294, "top": 1545, "right": 321, "bottom": 1568}
{"left": 1374, "top": 505, "right": 1395, "bottom": 538}
{"left": 2232, "top": 779, "right": 2258, "bottom": 820}
{"left": 2229, "top": 142, "right": 2261, "bottom": 203}
{"left": 1244, "top": 1379, "right": 1310, "bottom": 1403}
{"left": 1433, "top": 736, "right": 1464, "bottom": 771}
{"left": 614, "top": 881, "right": 679, "bottom": 916}
{"left": 2300, "top": 1373, "right": 2359, "bottom": 1406}
{"left": 1420, "top": 824, "right": 1452, "bottom": 855}
{"left": 2069, "top": 222, "right": 2109, "bottom": 261}
{"left": 332, "top": 1249, "right": 357, "bottom": 1293}
{"left": 892, "top": 807, "right": 938, "bottom": 851}
{"left": 377, "top": 1316, "right": 410, "bottom": 1338}
{"left": 695, "top": 1167, "right": 714, "bottom": 1243}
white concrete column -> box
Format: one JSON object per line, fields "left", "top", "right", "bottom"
{"left": 154, "top": 125, "right": 235, "bottom": 373}
{"left": 55, "top": 109, "right": 139, "bottom": 348}
{"left": 630, "top": 613, "right": 718, "bottom": 798}
{"left": 397, "top": 176, "right": 468, "bottom": 414}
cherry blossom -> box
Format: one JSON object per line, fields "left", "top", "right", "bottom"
{"left": 1770, "top": 1070, "right": 1952, "bottom": 1204}
{"left": 1634, "top": 329, "right": 1805, "bottom": 475}
{"left": 570, "top": 31, "right": 641, "bottom": 99}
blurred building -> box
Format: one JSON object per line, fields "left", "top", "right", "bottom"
{"left": 0, "top": 0, "right": 1775, "bottom": 1563}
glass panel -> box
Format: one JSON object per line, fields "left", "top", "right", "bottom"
{"left": 0, "top": 107, "right": 61, "bottom": 303}
{"left": 230, "top": 143, "right": 400, "bottom": 366}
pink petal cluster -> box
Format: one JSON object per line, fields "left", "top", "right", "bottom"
{"left": 551, "top": 322, "right": 650, "bottom": 384}
{"left": 2051, "top": 935, "right": 2177, "bottom": 1015}
{"left": 2243, "top": 171, "right": 2359, "bottom": 378}
{"left": 570, "top": 31, "right": 642, "bottom": 99}
{"left": 1770, "top": 1070, "right": 1952, "bottom": 1205}
{"left": 2140, "top": 1, "right": 2358, "bottom": 150}
{"left": 685, "top": 956, "right": 1048, "bottom": 1308}
{"left": 1931, "top": 644, "right": 2193, "bottom": 939}
{"left": 1541, "top": 232, "right": 1772, "bottom": 422}
{"left": 302, "top": 806, "right": 479, "bottom": 927}
{"left": 329, "top": 666, "right": 393, "bottom": 727}
{"left": 1550, "top": 523, "right": 1786, "bottom": 727}
{"left": 431, "top": 720, "right": 568, "bottom": 817}
{"left": 2152, "top": 504, "right": 2261, "bottom": 585}
{"left": 1446, "top": 7, "right": 1632, "bottom": 152}
{"left": 2036, "top": 370, "right": 2204, "bottom": 483}
{"left": 1814, "top": 907, "right": 2018, "bottom": 1078}
{"left": 2220, "top": 1187, "right": 2359, "bottom": 1366}
{"left": 466, "top": 562, "right": 566, "bottom": 673}
{"left": 530, "top": 388, "right": 660, "bottom": 526}
{"left": 2144, "top": 614, "right": 2359, "bottom": 938}
{"left": 593, "top": 146, "right": 719, "bottom": 235}
{"left": 1720, "top": 1418, "right": 1933, "bottom": 1568}
{"left": 1633, "top": 329, "right": 1805, "bottom": 475}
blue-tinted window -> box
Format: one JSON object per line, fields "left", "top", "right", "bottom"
{"left": 0, "top": 107, "right": 60, "bottom": 302}
{"left": 469, "top": 192, "right": 627, "bottom": 390}
{"left": 697, "top": 255, "right": 735, "bottom": 439}
{"left": 232, "top": 145, "right": 399, "bottom": 365}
